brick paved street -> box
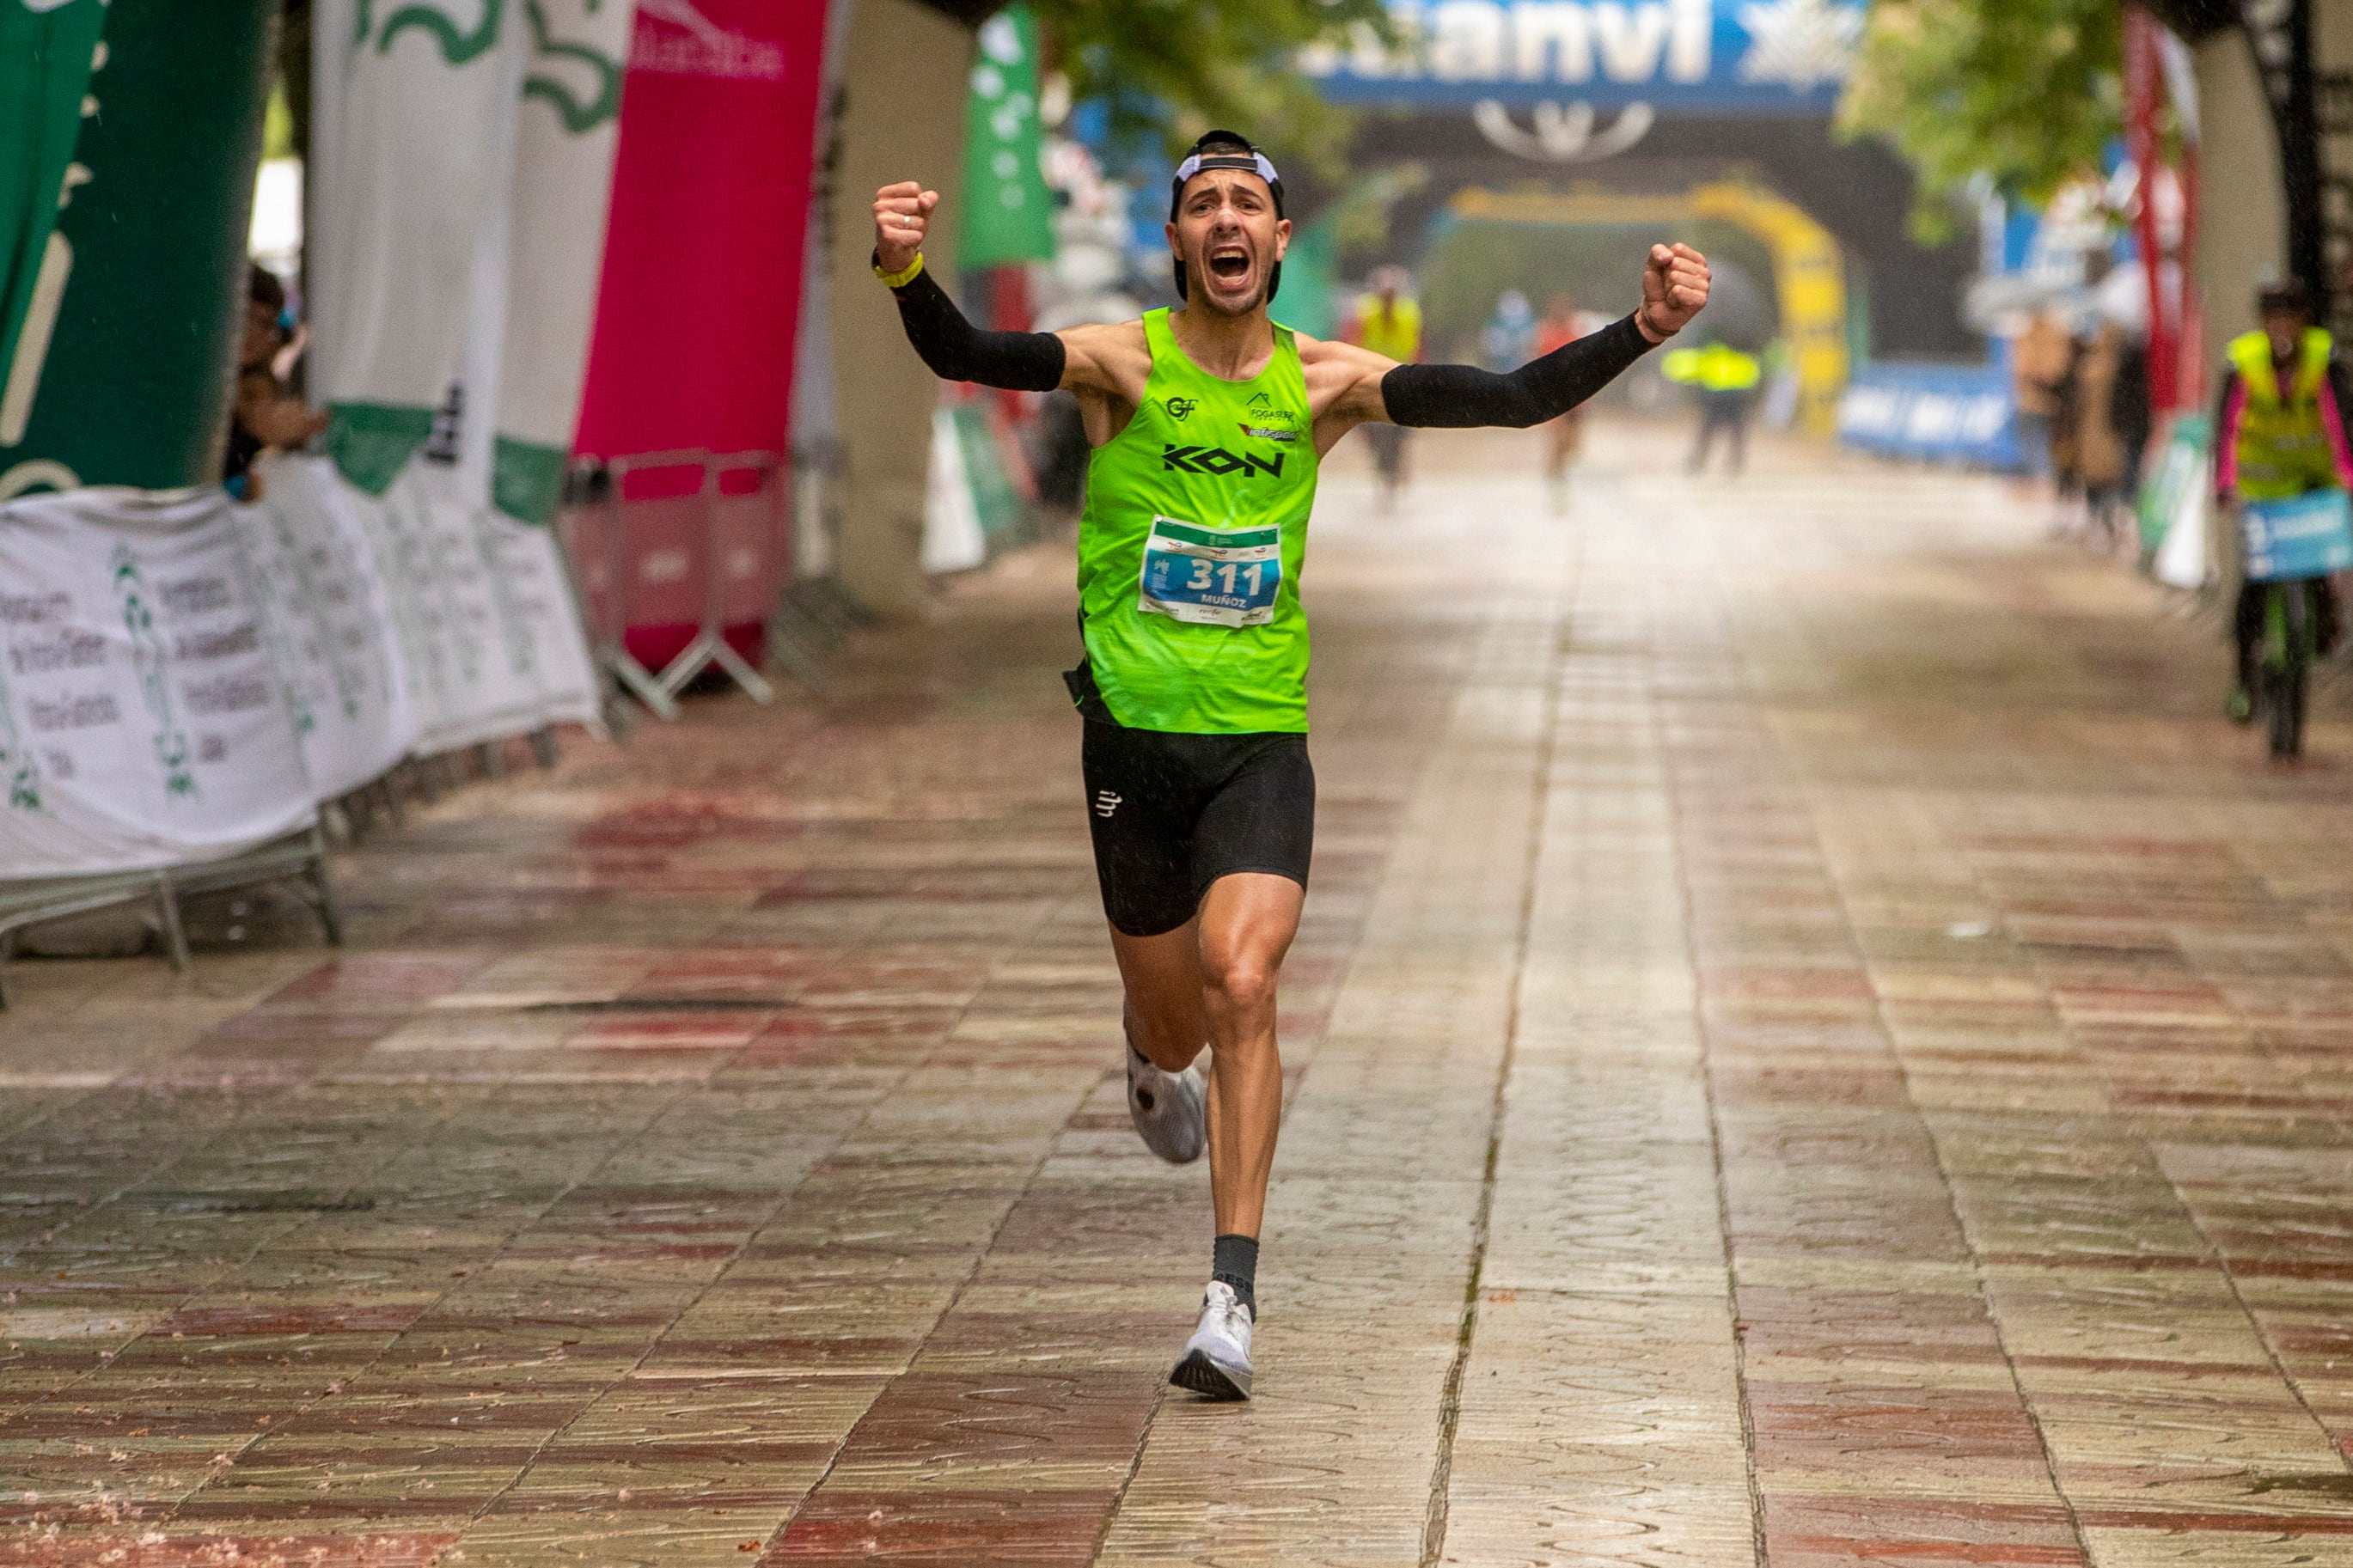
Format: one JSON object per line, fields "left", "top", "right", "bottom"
{"left": 5, "top": 420, "right": 2353, "bottom": 1566}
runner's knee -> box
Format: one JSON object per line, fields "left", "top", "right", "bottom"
{"left": 1201, "top": 952, "right": 1278, "bottom": 1022}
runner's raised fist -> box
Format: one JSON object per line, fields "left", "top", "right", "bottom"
{"left": 874, "top": 181, "right": 938, "bottom": 275}
{"left": 1637, "top": 243, "right": 1710, "bottom": 341}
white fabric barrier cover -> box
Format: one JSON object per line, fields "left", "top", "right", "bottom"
{"left": 238, "top": 454, "right": 418, "bottom": 798}
{"left": 391, "top": 460, "right": 547, "bottom": 751}
{"left": 324, "top": 459, "right": 596, "bottom": 754}
{"left": 0, "top": 486, "right": 316, "bottom": 877}
{"left": 2152, "top": 455, "right": 2213, "bottom": 592}
{"left": 483, "top": 516, "right": 602, "bottom": 729}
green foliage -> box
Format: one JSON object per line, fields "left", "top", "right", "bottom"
{"left": 1030, "top": 0, "right": 1389, "bottom": 180}
{"left": 1836, "top": 0, "right": 2121, "bottom": 244}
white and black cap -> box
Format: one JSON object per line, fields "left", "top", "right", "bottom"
{"left": 1167, "top": 130, "right": 1286, "bottom": 302}
{"left": 1167, "top": 130, "right": 1285, "bottom": 221}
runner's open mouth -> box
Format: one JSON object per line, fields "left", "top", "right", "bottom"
{"left": 1209, "top": 250, "right": 1250, "bottom": 281}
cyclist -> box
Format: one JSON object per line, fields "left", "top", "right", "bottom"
{"left": 871, "top": 131, "right": 1709, "bottom": 1399}
{"left": 2215, "top": 278, "right": 2350, "bottom": 722}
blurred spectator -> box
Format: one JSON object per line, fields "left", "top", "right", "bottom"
{"left": 2012, "top": 307, "right": 2070, "bottom": 497}
{"left": 1663, "top": 339, "right": 1762, "bottom": 475}
{"left": 223, "top": 265, "right": 327, "bottom": 502}
{"left": 2046, "top": 335, "right": 2084, "bottom": 533}
{"left": 1480, "top": 290, "right": 1536, "bottom": 371}
{"left": 1349, "top": 266, "right": 1421, "bottom": 508}
{"left": 2109, "top": 328, "right": 2154, "bottom": 549}
{"left": 2072, "top": 316, "right": 2130, "bottom": 548}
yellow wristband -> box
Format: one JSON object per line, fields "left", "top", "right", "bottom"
{"left": 874, "top": 251, "right": 925, "bottom": 290}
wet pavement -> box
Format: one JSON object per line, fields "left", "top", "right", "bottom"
{"left": 3, "top": 419, "right": 2353, "bottom": 1565}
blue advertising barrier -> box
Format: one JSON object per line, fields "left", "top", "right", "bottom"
{"left": 1836, "top": 361, "right": 2021, "bottom": 471}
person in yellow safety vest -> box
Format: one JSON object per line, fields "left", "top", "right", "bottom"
{"left": 2214, "top": 278, "right": 2351, "bottom": 722}
{"left": 1663, "top": 339, "right": 1763, "bottom": 474}
{"left": 1348, "top": 266, "right": 1421, "bottom": 505}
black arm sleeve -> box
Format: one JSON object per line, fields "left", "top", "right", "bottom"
{"left": 889, "top": 265, "right": 1066, "bottom": 392}
{"left": 1380, "top": 313, "right": 1654, "bottom": 429}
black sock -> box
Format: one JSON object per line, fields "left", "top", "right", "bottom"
{"left": 1212, "top": 1233, "right": 1258, "bottom": 1318}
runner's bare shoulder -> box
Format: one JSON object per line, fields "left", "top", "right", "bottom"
{"left": 1294, "top": 333, "right": 1397, "bottom": 423}
{"left": 1059, "top": 318, "right": 1152, "bottom": 399}
{"left": 1295, "top": 332, "right": 1391, "bottom": 372}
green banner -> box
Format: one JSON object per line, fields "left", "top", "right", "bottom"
{"left": 958, "top": 5, "right": 1054, "bottom": 272}
{"left": 0, "top": 0, "right": 277, "bottom": 498}
{"left": 0, "top": 0, "right": 107, "bottom": 449}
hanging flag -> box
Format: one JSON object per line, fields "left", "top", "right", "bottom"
{"left": 494, "top": 0, "right": 634, "bottom": 528}
{"left": 571, "top": 0, "right": 833, "bottom": 673}
{"left": 575, "top": 0, "right": 831, "bottom": 462}
{"left": 0, "top": 0, "right": 277, "bottom": 497}
{"left": 0, "top": 0, "right": 108, "bottom": 461}
{"left": 309, "top": 0, "right": 620, "bottom": 749}
{"left": 478, "top": 0, "right": 638, "bottom": 730}
{"left": 958, "top": 5, "right": 1055, "bottom": 272}
{"left": 311, "top": 0, "right": 516, "bottom": 498}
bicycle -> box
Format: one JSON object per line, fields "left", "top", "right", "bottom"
{"left": 2235, "top": 489, "right": 2353, "bottom": 759}
{"left": 2254, "top": 576, "right": 2325, "bottom": 757}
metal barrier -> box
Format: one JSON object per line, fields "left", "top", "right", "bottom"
{"left": 566, "top": 448, "right": 814, "bottom": 717}
{"left": 0, "top": 825, "right": 341, "bottom": 1010}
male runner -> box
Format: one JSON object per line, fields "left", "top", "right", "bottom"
{"left": 872, "top": 131, "right": 1708, "bottom": 1400}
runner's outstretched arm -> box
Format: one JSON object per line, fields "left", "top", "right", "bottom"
{"left": 1317, "top": 244, "right": 1711, "bottom": 431}
{"left": 1379, "top": 314, "right": 1653, "bottom": 428}
{"left": 872, "top": 180, "right": 1137, "bottom": 396}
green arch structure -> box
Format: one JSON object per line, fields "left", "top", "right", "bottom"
{"left": 1448, "top": 184, "right": 1849, "bottom": 434}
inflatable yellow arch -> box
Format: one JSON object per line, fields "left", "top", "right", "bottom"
{"left": 1447, "top": 184, "right": 1849, "bottom": 434}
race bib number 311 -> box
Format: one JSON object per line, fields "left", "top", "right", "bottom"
{"left": 1139, "top": 516, "right": 1281, "bottom": 627}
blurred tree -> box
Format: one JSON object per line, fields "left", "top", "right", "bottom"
{"left": 1029, "top": 0, "right": 1388, "bottom": 180}
{"left": 1836, "top": 0, "right": 2121, "bottom": 244}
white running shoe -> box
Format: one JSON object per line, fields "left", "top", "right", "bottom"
{"left": 1126, "top": 1040, "right": 1206, "bottom": 1164}
{"left": 1170, "top": 1280, "right": 1253, "bottom": 1400}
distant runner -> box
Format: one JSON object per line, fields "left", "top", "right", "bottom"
{"left": 871, "top": 131, "right": 1709, "bottom": 1400}
{"left": 1534, "top": 292, "right": 1592, "bottom": 510}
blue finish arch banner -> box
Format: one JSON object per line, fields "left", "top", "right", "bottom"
{"left": 1299, "top": 0, "right": 1865, "bottom": 113}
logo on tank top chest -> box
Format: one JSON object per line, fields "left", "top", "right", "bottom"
{"left": 1162, "top": 395, "right": 1199, "bottom": 420}
{"left": 1163, "top": 444, "right": 1285, "bottom": 479}
{"left": 1244, "top": 392, "right": 1300, "bottom": 429}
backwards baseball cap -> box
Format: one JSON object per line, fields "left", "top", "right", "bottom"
{"left": 1167, "top": 130, "right": 1286, "bottom": 303}
{"left": 1168, "top": 131, "right": 1285, "bottom": 221}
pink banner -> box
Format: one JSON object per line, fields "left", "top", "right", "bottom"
{"left": 578, "top": 0, "right": 828, "bottom": 461}
{"left": 575, "top": 0, "right": 828, "bottom": 667}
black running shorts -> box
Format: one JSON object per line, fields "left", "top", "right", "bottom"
{"left": 1079, "top": 718, "right": 1315, "bottom": 937}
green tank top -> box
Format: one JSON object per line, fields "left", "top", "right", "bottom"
{"left": 1076, "top": 308, "right": 1319, "bottom": 733}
